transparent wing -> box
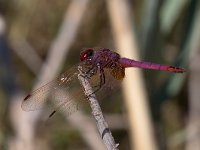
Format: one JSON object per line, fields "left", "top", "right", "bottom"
{"left": 22, "top": 64, "right": 123, "bottom": 117}
{"left": 21, "top": 65, "right": 86, "bottom": 116}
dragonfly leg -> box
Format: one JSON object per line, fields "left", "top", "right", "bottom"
{"left": 88, "top": 67, "right": 105, "bottom": 97}
{"left": 79, "top": 64, "right": 106, "bottom": 97}
{"left": 85, "top": 65, "right": 98, "bottom": 77}
{"left": 100, "top": 70, "right": 105, "bottom": 86}
{"left": 78, "top": 65, "right": 97, "bottom": 79}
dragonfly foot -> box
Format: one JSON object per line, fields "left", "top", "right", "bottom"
{"left": 79, "top": 73, "right": 91, "bottom": 79}
{"left": 86, "top": 94, "right": 96, "bottom": 99}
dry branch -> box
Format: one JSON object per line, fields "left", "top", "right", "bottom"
{"left": 78, "top": 66, "right": 119, "bottom": 150}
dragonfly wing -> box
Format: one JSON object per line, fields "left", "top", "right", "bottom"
{"left": 22, "top": 65, "right": 85, "bottom": 117}
{"left": 55, "top": 100, "right": 79, "bottom": 117}
{"left": 22, "top": 79, "right": 61, "bottom": 111}
{"left": 48, "top": 100, "right": 79, "bottom": 118}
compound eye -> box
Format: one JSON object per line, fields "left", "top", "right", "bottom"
{"left": 80, "top": 48, "right": 94, "bottom": 61}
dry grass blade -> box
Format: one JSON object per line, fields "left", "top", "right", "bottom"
{"left": 106, "top": 0, "right": 158, "bottom": 149}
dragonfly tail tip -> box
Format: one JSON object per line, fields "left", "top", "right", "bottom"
{"left": 168, "top": 66, "right": 186, "bottom": 73}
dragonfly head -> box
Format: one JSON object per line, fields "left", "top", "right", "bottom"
{"left": 80, "top": 48, "right": 94, "bottom": 64}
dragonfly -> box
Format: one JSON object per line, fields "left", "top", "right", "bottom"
{"left": 22, "top": 48, "right": 186, "bottom": 117}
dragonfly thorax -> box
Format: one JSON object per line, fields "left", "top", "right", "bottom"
{"left": 80, "top": 48, "right": 121, "bottom": 69}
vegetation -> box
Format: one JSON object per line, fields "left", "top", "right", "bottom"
{"left": 0, "top": 0, "right": 198, "bottom": 149}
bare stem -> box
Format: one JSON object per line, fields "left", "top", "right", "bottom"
{"left": 78, "top": 66, "right": 119, "bottom": 150}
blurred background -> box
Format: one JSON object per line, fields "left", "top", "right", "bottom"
{"left": 0, "top": 0, "right": 199, "bottom": 149}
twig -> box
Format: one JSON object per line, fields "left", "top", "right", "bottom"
{"left": 78, "top": 66, "right": 119, "bottom": 150}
